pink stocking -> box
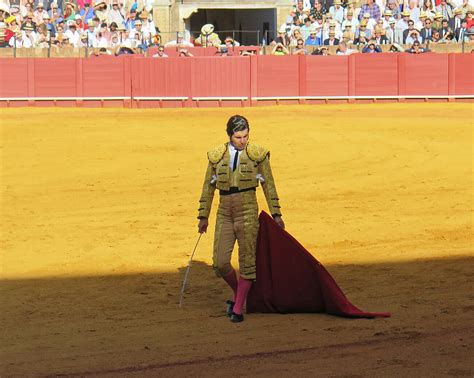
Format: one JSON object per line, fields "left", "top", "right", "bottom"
{"left": 233, "top": 277, "right": 252, "bottom": 315}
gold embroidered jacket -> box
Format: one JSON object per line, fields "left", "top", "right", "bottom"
{"left": 198, "top": 142, "right": 282, "bottom": 219}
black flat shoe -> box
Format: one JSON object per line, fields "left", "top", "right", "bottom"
{"left": 230, "top": 312, "right": 244, "bottom": 323}
{"left": 226, "top": 300, "right": 235, "bottom": 317}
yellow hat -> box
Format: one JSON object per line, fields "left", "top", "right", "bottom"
{"left": 5, "top": 15, "right": 16, "bottom": 24}
{"left": 401, "top": 10, "right": 410, "bottom": 16}
{"left": 434, "top": 12, "right": 443, "bottom": 18}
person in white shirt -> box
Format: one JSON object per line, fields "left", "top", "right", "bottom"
{"left": 164, "top": 32, "right": 193, "bottom": 48}
{"left": 329, "top": 0, "right": 345, "bottom": 24}
{"left": 107, "top": 0, "right": 125, "bottom": 27}
{"left": 64, "top": 22, "right": 80, "bottom": 47}
{"left": 342, "top": 10, "right": 359, "bottom": 30}
{"left": 336, "top": 41, "right": 356, "bottom": 54}
{"left": 152, "top": 45, "right": 168, "bottom": 58}
{"left": 407, "top": 0, "right": 421, "bottom": 23}
{"left": 22, "top": 26, "right": 37, "bottom": 47}
{"left": 361, "top": 12, "right": 377, "bottom": 31}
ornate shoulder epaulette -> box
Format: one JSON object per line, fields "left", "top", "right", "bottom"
{"left": 207, "top": 143, "right": 227, "bottom": 164}
{"left": 246, "top": 142, "right": 269, "bottom": 163}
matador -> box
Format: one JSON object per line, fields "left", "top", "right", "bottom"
{"left": 197, "top": 115, "right": 284, "bottom": 323}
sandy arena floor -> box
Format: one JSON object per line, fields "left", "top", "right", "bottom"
{"left": 1, "top": 104, "right": 473, "bottom": 376}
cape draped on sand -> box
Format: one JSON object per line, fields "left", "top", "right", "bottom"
{"left": 247, "top": 212, "right": 391, "bottom": 318}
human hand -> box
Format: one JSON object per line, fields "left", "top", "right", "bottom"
{"left": 198, "top": 218, "right": 208, "bottom": 233}
{"left": 273, "top": 215, "right": 285, "bottom": 230}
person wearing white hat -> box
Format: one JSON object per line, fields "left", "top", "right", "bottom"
{"left": 164, "top": 31, "right": 193, "bottom": 48}
{"left": 329, "top": 0, "right": 344, "bottom": 24}
{"left": 195, "top": 23, "right": 221, "bottom": 47}
{"left": 342, "top": 10, "right": 359, "bottom": 31}
{"left": 64, "top": 20, "right": 80, "bottom": 46}
{"left": 385, "top": 17, "right": 398, "bottom": 43}
{"left": 33, "top": 2, "right": 49, "bottom": 24}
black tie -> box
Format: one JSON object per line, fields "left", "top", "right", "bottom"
{"left": 232, "top": 151, "right": 239, "bottom": 171}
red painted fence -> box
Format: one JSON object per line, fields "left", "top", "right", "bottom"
{"left": 0, "top": 53, "right": 472, "bottom": 108}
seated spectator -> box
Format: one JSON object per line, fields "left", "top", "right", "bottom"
{"left": 271, "top": 42, "right": 289, "bottom": 55}
{"left": 63, "top": 1, "right": 76, "bottom": 22}
{"left": 49, "top": 2, "right": 62, "bottom": 18}
{"left": 65, "top": 20, "right": 80, "bottom": 46}
{"left": 300, "top": 17, "right": 313, "bottom": 40}
{"left": 152, "top": 45, "right": 168, "bottom": 58}
{"left": 455, "top": 19, "right": 469, "bottom": 42}
{"left": 289, "top": 27, "right": 303, "bottom": 46}
{"left": 404, "top": 20, "right": 422, "bottom": 44}
{"left": 79, "top": 2, "right": 94, "bottom": 24}
{"left": 292, "top": 37, "right": 308, "bottom": 54}
{"left": 466, "top": 10, "right": 474, "bottom": 30}
{"left": 313, "top": 45, "right": 329, "bottom": 55}
{"left": 309, "top": 1, "right": 327, "bottom": 23}
{"left": 389, "top": 43, "right": 405, "bottom": 52}
{"left": 324, "top": 30, "right": 340, "bottom": 45}
{"left": 107, "top": 1, "right": 124, "bottom": 27}
{"left": 329, "top": 0, "right": 344, "bottom": 24}
{"left": 431, "top": 29, "right": 442, "bottom": 42}
{"left": 165, "top": 32, "right": 193, "bottom": 48}
{"left": 336, "top": 41, "right": 357, "bottom": 54}
{"left": 362, "top": 40, "right": 382, "bottom": 52}
{"left": 9, "top": 30, "right": 25, "bottom": 47}
{"left": 359, "top": 0, "right": 381, "bottom": 22}
{"left": 405, "top": 40, "right": 430, "bottom": 53}
{"left": 33, "top": 3, "right": 49, "bottom": 25}
{"left": 439, "top": 19, "right": 454, "bottom": 40}
{"left": 305, "top": 25, "right": 322, "bottom": 45}
{"left": 435, "top": 0, "right": 454, "bottom": 20}
{"left": 372, "top": 27, "right": 389, "bottom": 44}
{"left": 360, "top": 12, "right": 377, "bottom": 31}
{"left": 432, "top": 12, "right": 444, "bottom": 30}
{"left": 223, "top": 36, "right": 240, "bottom": 47}
{"left": 178, "top": 48, "right": 194, "bottom": 57}
{"left": 195, "top": 23, "right": 221, "bottom": 47}
{"left": 420, "top": 17, "right": 437, "bottom": 42}
{"left": 273, "top": 24, "right": 290, "bottom": 46}
{"left": 93, "top": 1, "right": 107, "bottom": 23}
{"left": 386, "top": 17, "right": 397, "bottom": 44}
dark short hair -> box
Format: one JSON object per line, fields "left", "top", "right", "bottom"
{"left": 226, "top": 115, "right": 249, "bottom": 136}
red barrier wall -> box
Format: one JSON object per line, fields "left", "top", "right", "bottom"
{"left": 256, "top": 55, "right": 299, "bottom": 97}
{"left": 0, "top": 58, "right": 28, "bottom": 97}
{"left": 305, "top": 56, "right": 349, "bottom": 96}
{"left": 0, "top": 54, "right": 472, "bottom": 106}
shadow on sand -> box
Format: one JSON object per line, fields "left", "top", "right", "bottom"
{"left": 1, "top": 256, "right": 473, "bottom": 376}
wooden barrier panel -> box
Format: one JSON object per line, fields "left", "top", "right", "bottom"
{"left": 131, "top": 57, "right": 192, "bottom": 97}
{"left": 256, "top": 55, "right": 299, "bottom": 97}
{"left": 452, "top": 53, "right": 474, "bottom": 95}
{"left": 353, "top": 54, "right": 399, "bottom": 96}
{"left": 0, "top": 54, "right": 472, "bottom": 104}
{"left": 0, "top": 58, "right": 28, "bottom": 97}
{"left": 33, "top": 58, "right": 77, "bottom": 97}
{"left": 190, "top": 57, "right": 250, "bottom": 97}
{"left": 401, "top": 53, "right": 449, "bottom": 95}
{"left": 305, "top": 56, "right": 349, "bottom": 96}
{"left": 82, "top": 57, "right": 130, "bottom": 97}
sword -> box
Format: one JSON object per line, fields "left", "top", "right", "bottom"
{"left": 179, "top": 233, "right": 203, "bottom": 308}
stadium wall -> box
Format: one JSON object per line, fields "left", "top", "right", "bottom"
{"left": 0, "top": 54, "right": 472, "bottom": 108}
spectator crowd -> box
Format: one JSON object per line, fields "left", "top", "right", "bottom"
{"left": 0, "top": 0, "right": 160, "bottom": 50}
{"left": 0, "top": 0, "right": 473, "bottom": 55}
{"left": 272, "top": 0, "right": 474, "bottom": 54}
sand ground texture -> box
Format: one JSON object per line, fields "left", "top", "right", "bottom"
{"left": 1, "top": 104, "right": 473, "bottom": 377}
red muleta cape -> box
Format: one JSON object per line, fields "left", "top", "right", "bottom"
{"left": 247, "top": 212, "right": 390, "bottom": 318}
